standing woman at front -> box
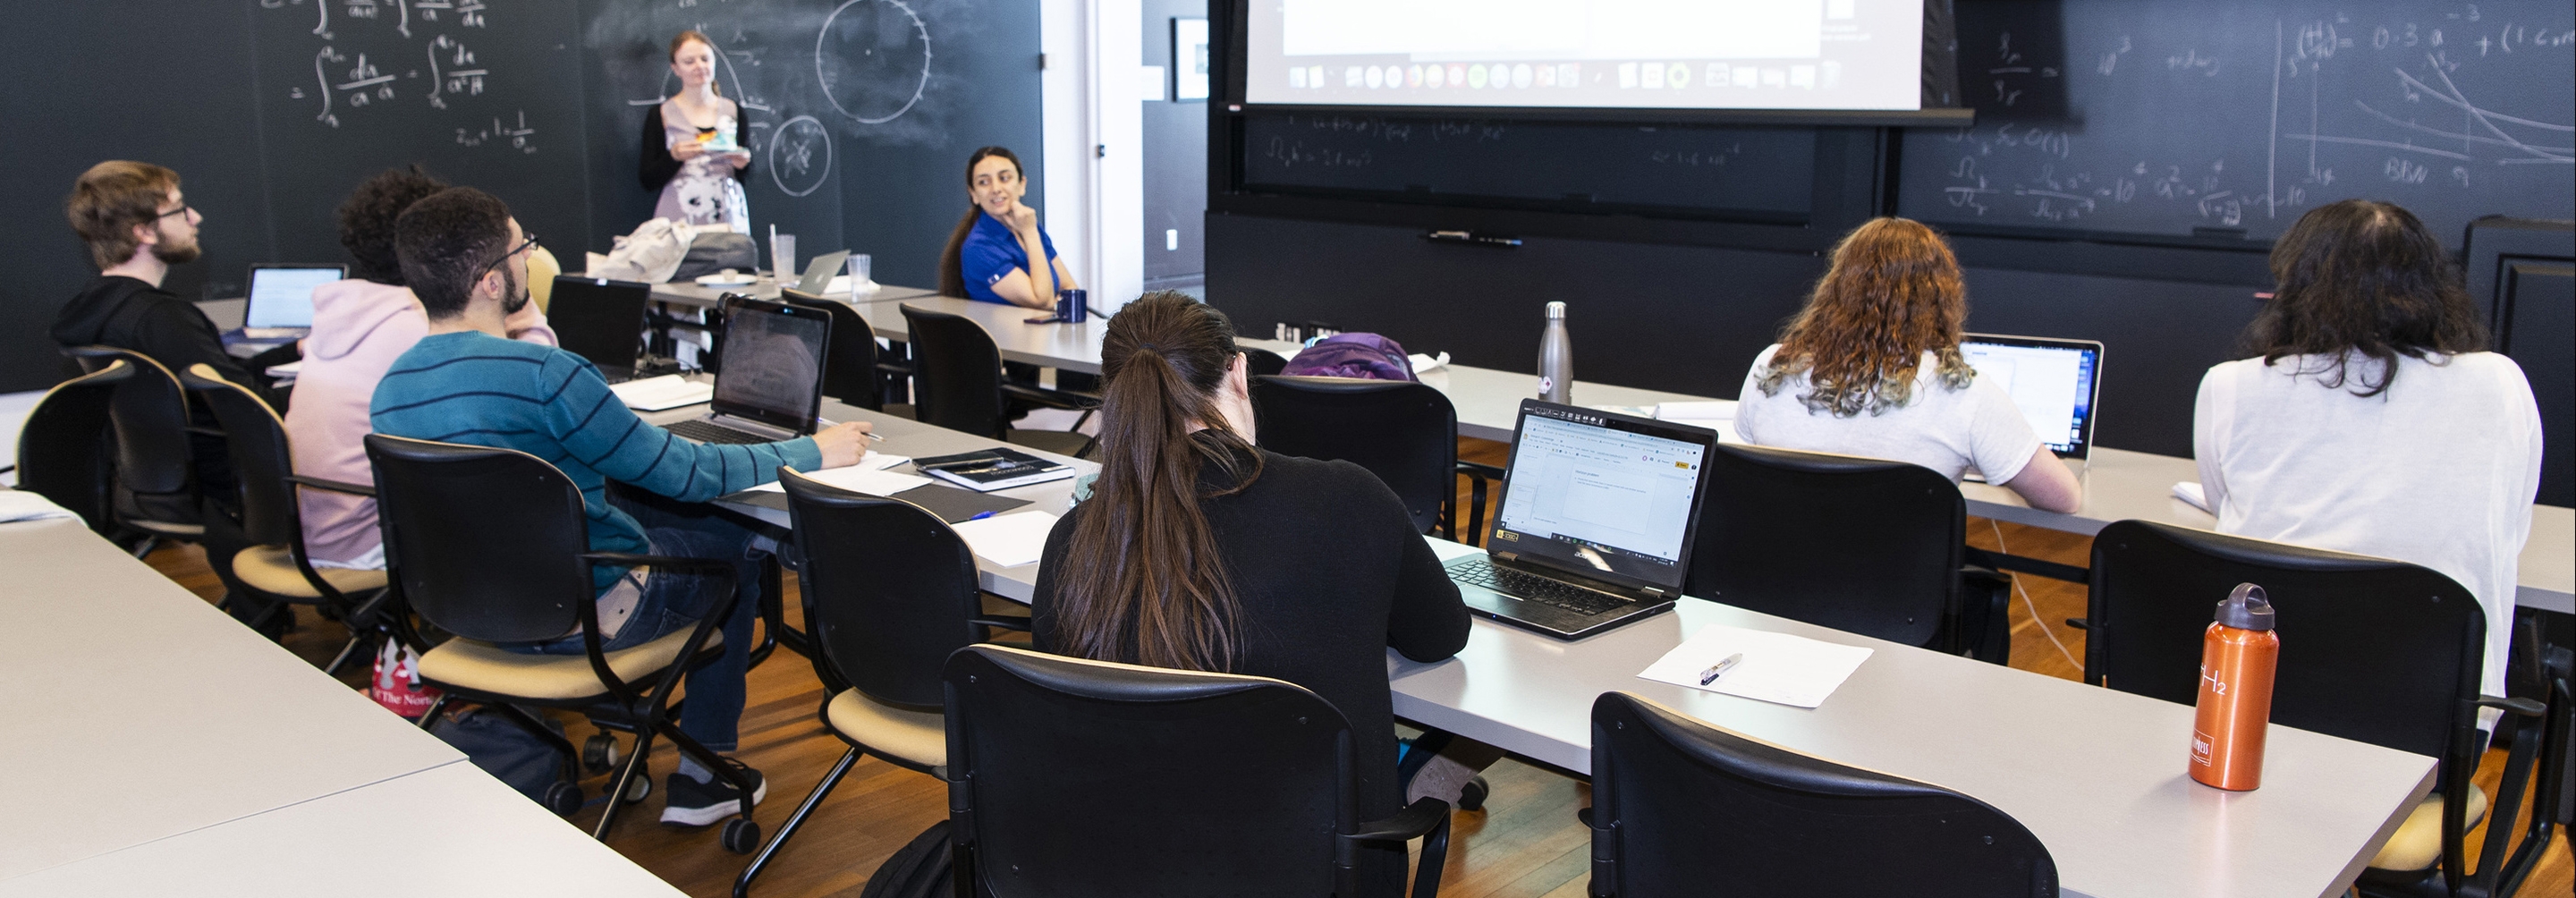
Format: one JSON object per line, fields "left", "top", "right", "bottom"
{"left": 939, "top": 147, "right": 1079, "bottom": 309}
{"left": 641, "top": 30, "right": 752, "bottom": 232}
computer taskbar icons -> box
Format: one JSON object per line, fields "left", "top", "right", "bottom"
{"left": 1287, "top": 61, "right": 1835, "bottom": 91}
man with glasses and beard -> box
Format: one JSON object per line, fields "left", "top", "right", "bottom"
{"left": 372, "top": 187, "right": 872, "bottom": 826}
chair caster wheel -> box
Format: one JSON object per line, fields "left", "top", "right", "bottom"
{"left": 722, "top": 818, "right": 762, "bottom": 854}
{"left": 1457, "top": 775, "right": 1489, "bottom": 813}
{"left": 582, "top": 734, "right": 621, "bottom": 773}
{"left": 623, "top": 775, "right": 651, "bottom": 804}
{"left": 542, "top": 781, "right": 584, "bottom": 816}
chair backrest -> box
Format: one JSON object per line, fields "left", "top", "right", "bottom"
{"left": 180, "top": 365, "right": 301, "bottom": 548}
{"left": 944, "top": 645, "right": 1360, "bottom": 897}
{"left": 61, "top": 345, "right": 192, "bottom": 495}
{"left": 899, "top": 305, "right": 1009, "bottom": 437}
{"left": 2087, "top": 520, "right": 2483, "bottom": 761}
{"left": 1244, "top": 347, "right": 1289, "bottom": 378}
{"left": 780, "top": 288, "right": 882, "bottom": 411}
{"left": 1250, "top": 376, "right": 1457, "bottom": 534}
{"left": 14, "top": 362, "right": 129, "bottom": 530}
{"left": 1686, "top": 443, "right": 1962, "bottom": 648}
{"left": 1591, "top": 691, "right": 2058, "bottom": 897}
{"left": 363, "top": 434, "right": 592, "bottom": 642}
{"left": 778, "top": 469, "right": 984, "bottom": 709}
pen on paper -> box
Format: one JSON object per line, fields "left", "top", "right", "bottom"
{"left": 1699, "top": 653, "right": 1744, "bottom": 686}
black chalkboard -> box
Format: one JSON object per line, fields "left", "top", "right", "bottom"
{"left": 1241, "top": 114, "right": 1819, "bottom": 219}
{"left": 1898, "top": 0, "right": 2575, "bottom": 245}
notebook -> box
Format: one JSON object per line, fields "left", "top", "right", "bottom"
{"left": 911, "top": 447, "right": 1077, "bottom": 492}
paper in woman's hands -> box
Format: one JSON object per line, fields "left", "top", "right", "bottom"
{"left": 1637, "top": 624, "right": 1874, "bottom": 708}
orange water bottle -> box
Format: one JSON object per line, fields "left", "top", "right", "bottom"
{"left": 2189, "top": 583, "right": 2279, "bottom": 791}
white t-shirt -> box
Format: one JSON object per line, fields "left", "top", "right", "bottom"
{"left": 2195, "top": 352, "right": 2541, "bottom": 698}
{"left": 1735, "top": 345, "right": 2046, "bottom": 485}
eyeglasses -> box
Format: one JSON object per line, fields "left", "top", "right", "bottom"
{"left": 476, "top": 233, "right": 540, "bottom": 282}
{"left": 152, "top": 206, "right": 195, "bottom": 222}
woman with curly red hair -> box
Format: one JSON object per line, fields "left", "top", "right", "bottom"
{"left": 1734, "top": 216, "right": 2082, "bottom": 513}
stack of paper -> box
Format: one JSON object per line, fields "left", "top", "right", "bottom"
{"left": 612, "top": 375, "right": 714, "bottom": 411}
{"left": 949, "top": 511, "right": 1060, "bottom": 568}
{"left": 1637, "top": 624, "right": 1875, "bottom": 708}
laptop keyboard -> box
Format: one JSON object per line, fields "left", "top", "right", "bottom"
{"left": 1449, "top": 558, "right": 1630, "bottom": 616}
{"left": 665, "top": 419, "right": 773, "bottom": 445}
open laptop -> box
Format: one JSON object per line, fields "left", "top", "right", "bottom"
{"left": 794, "top": 250, "right": 850, "bottom": 294}
{"left": 237, "top": 264, "right": 344, "bottom": 340}
{"left": 1961, "top": 333, "right": 2106, "bottom": 471}
{"left": 549, "top": 275, "right": 654, "bottom": 383}
{"left": 663, "top": 297, "right": 832, "bottom": 445}
{"left": 1445, "top": 401, "right": 1719, "bottom": 640}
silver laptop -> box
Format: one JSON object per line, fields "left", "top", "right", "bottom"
{"left": 663, "top": 298, "right": 832, "bottom": 445}
{"left": 1961, "top": 333, "right": 2106, "bottom": 472}
{"left": 239, "top": 263, "right": 345, "bottom": 340}
{"left": 1446, "top": 400, "right": 1719, "bottom": 640}
{"left": 795, "top": 250, "right": 851, "bottom": 294}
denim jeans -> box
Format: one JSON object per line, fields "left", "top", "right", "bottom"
{"left": 503, "top": 492, "right": 762, "bottom": 753}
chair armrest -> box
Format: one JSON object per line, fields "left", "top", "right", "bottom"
{"left": 1454, "top": 461, "right": 1504, "bottom": 479}
{"left": 287, "top": 474, "right": 376, "bottom": 497}
{"left": 971, "top": 614, "right": 1032, "bottom": 632}
{"left": 1345, "top": 797, "right": 1451, "bottom": 845}
{"left": 875, "top": 361, "right": 915, "bottom": 375}
{"left": 185, "top": 425, "right": 228, "bottom": 439}
{"left": 2474, "top": 695, "right": 2549, "bottom": 717}
{"left": 1001, "top": 382, "right": 1101, "bottom": 411}
{"left": 577, "top": 551, "right": 737, "bottom": 573}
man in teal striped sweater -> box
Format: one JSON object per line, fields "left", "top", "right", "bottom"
{"left": 372, "top": 188, "right": 869, "bottom": 826}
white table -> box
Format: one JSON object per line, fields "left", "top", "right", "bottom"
{"left": 0, "top": 762, "right": 684, "bottom": 897}
{"left": 1389, "top": 538, "right": 2433, "bottom": 898}
{"left": 645, "top": 275, "right": 935, "bottom": 309}
{"left": 0, "top": 516, "right": 465, "bottom": 881}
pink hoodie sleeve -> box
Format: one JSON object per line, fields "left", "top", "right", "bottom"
{"left": 504, "top": 301, "right": 558, "bottom": 347}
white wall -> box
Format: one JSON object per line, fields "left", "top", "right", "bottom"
{"left": 1041, "top": 0, "right": 1144, "bottom": 312}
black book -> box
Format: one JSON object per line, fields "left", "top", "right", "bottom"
{"left": 910, "top": 447, "right": 1076, "bottom": 492}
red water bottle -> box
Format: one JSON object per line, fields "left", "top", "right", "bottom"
{"left": 2189, "top": 583, "right": 2279, "bottom": 791}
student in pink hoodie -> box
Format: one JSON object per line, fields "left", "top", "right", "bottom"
{"left": 285, "top": 166, "right": 556, "bottom": 568}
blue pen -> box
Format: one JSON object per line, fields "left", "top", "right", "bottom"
{"left": 968, "top": 511, "right": 997, "bottom": 521}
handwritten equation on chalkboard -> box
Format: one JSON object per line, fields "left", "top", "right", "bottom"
{"left": 264, "top": 0, "right": 536, "bottom": 153}
{"left": 1902, "top": 1, "right": 2572, "bottom": 242}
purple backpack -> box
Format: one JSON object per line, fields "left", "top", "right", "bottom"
{"left": 1280, "top": 333, "right": 1416, "bottom": 381}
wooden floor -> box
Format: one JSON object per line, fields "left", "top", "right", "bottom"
{"left": 140, "top": 439, "right": 2569, "bottom": 896}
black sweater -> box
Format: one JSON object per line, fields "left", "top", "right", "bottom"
{"left": 51, "top": 275, "right": 289, "bottom": 406}
{"left": 1032, "top": 449, "right": 1470, "bottom": 889}
{"left": 639, "top": 105, "right": 755, "bottom": 191}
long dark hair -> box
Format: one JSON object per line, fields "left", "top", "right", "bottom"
{"left": 1049, "top": 292, "right": 1260, "bottom": 672}
{"left": 1757, "top": 217, "right": 1973, "bottom": 416}
{"left": 937, "top": 146, "right": 1022, "bottom": 298}
{"left": 2242, "top": 199, "right": 2488, "bottom": 397}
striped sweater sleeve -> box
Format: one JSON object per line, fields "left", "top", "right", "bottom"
{"left": 537, "top": 352, "right": 822, "bottom": 502}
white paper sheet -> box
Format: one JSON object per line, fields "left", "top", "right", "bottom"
{"left": 611, "top": 375, "right": 715, "bottom": 411}
{"left": 750, "top": 459, "right": 931, "bottom": 496}
{"left": 1637, "top": 624, "right": 1874, "bottom": 708}
{"left": 2172, "top": 480, "right": 2210, "bottom": 513}
{"left": 949, "top": 510, "right": 1061, "bottom": 568}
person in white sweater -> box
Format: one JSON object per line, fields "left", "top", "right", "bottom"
{"left": 2195, "top": 199, "right": 2541, "bottom": 700}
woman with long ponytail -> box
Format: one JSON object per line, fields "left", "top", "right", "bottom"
{"left": 1031, "top": 292, "right": 1469, "bottom": 894}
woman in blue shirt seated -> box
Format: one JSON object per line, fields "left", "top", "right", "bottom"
{"left": 937, "top": 146, "right": 1080, "bottom": 309}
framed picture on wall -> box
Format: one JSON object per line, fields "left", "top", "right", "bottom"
{"left": 1173, "top": 17, "right": 1209, "bottom": 102}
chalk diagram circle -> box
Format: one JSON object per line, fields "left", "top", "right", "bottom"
{"left": 815, "top": 0, "right": 930, "bottom": 125}
{"left": 768, "top": 115, "right": 835, "bottom": 197}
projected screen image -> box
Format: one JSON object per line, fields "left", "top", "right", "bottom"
{"left": 1962, "top": 340, "right": 2098, "bottom": 454}
{"left": 1244, "top": 0, "right": 1923, "bottom": 112}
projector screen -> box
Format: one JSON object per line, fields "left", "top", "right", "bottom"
{"left": 1242, "top": 0, "right": 1924, "bottom": 112}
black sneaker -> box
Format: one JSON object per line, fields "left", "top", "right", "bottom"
{"left": 661, "top": 759, "right": 767, "bottom": 827}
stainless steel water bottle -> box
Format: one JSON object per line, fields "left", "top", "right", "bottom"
{"left": 1538, "top": 301, "right": 1572, "bottom": 404}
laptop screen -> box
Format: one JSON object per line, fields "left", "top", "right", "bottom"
{"left": 547, "top": 276, "right": 651, "bottom": 370}
{"left": 244, "top": 266, "right": 343, "bottom": 328}
{"left": 1489, "top": 402, "right": 1713, "bottom": 591}
{"left": 1960, "top": 334, "right": 2104, "bottom": 457}
{"left": 712, "top": 299, "right": 830, "bottom": 434}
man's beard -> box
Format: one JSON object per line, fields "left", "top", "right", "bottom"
{"left": 499, "top": 262, "right": 530, "bottom": 315}
{"left": 151, "top": 238, "right": 201, "bottom": 265}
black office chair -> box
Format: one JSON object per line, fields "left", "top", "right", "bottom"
{"left": 364, "top": 434, "right": 763, "bottom": 851}
{"left": 1685, "top": 443, "right": 2012, "bottom": 663}
{"left": 780, "top": 287, "right": 911, "bottom": 414}
{"left": 1588, "top": 690, "right": 2058, "bottom": 896}
{"left": 182, "top": 364, "right": 399, "bottom": 674}
{"left": 732, "top": 468, "right": 1026, "bottom": 897}
{"left": 1250, "top": 376, "right": 1496, "bottom": 541}
{"left": 13, "top": 361, "right": 127, "bottom": 531}
{"left": 943, "top": 644, "right": 1452, "bottom": 897}
{"left": 1244, "top": 347, "right": 1289, "bottom": 378}
{"left": 2086, "top": 521, "right": 2553, "bottom": 898}
{"left": 62, "top": 345, "right": 206, "bottom": 554}
{"left": 899, "top": 304, "right": 1096, "bottom": 458}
